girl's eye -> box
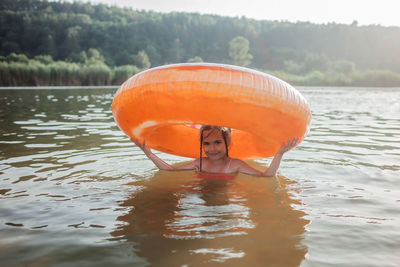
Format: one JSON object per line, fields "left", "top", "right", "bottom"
{"left": 203, "top": 142, "right": 210, "bottom": 146}
{"left": 215, "top": 141, "right": 222, "bottom": 144}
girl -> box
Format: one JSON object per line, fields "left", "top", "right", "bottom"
{"left": 132, "top": 125, "right": 299, "bottom": 177}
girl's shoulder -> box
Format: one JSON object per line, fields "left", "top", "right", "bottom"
{"left": 229, "top": 157, "right": 246, "bottom": 166}
{"left": 225, "top": 158, "right": 247, "bottom": 173}
{"left": 230, "top": 158, "right": 265, "bottom": 176}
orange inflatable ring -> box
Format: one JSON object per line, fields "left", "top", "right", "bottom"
{"left": 112, "top": 63, "right": 311, "bottom": 159}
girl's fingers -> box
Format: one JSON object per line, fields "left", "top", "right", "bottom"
{"left": 291, "top": 137, "right": 298, "bottom": 146}
{"left": 286, "top": 138, "right": 292, "bottom": 149}
{"left": 277, "top": 136, "right": 300, "bottom": 155}
{"left": 282, "top": 137, "right": 299, "bottom": 151}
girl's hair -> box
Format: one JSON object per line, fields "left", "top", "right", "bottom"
{"left": 199, "top": 125, "right": 231, "bottom": 172}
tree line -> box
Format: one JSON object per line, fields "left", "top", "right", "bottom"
{"left": 1, "top": 0, "right": 400, "bottom": 86}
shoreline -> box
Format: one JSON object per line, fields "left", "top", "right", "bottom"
{"left": 1, "top": 85, "right": 399, "bottom": 90}
{"left": 0, "top": 85, "right": 119, "bottom": 90}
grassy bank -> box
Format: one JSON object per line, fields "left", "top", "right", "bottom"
{"left": 1, "top": 55, "right": 400, "bottom": 87}
{"left": 0, "top": 56, "right": 141, "bottom": 86}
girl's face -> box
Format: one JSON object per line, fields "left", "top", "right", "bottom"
{"left": 202, "top": 129, "right": 228, "bottom": 161}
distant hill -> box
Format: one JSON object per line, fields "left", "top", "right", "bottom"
{"left": 1, "top": 0, "right": 400, "bottom": 86}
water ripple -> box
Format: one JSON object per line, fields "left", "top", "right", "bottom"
{"left": 1, "top": 87, "right": 400, "bottom": 266}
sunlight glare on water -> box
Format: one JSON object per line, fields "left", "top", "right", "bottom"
{"left": 0, "top": 87, "right": 399, "bottom": 266}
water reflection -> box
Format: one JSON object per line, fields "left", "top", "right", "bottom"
{"left": 1, "top": 87, "right": 399, "bottom": 266}
{"left": 111, "top": 170, "right": 309, "bottom": 266}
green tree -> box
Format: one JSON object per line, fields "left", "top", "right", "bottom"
{"left": 144, "top": 44, "right": 161, "bottom": 67}
{"left": 332, "top": 60, "right": 356, "bottom": 74}
{"left": 65, "top": 26, "right": 82, "bottom": 55}
{"left": 134, "top": 50, "right": 151, "bottom": 69}
{"left": 85, "top": 48, "right": 105, "bottom": 65}
{"left": 67, "top": 51, "right": 88, "bottom": 64}
{"left": 229, "top": 36, "right": 252, "bottom": 66}
{"left": 6, "top": 53, "right": 29, "bottom": 63}
{"left": 33, "top": 55, "right": 53, "bottom": 64}
{"left": 167, "top": 38, "right": 183, "bottom": 63}
{"left": 187, "top": 56, "right": 203, "bottom": 63}
{"left": 303, "top": 53, "right": 330, "bottom": 73}
{"left": 284, "top": 60, "right": 304, "bottom": 74}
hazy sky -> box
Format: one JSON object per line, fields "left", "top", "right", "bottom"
{"left": 83, "top": 0, "right": 399, "bottom": 26}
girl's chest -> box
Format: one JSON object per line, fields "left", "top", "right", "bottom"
{"left": 202, "top": 160, "right": 234, "bottom": 174}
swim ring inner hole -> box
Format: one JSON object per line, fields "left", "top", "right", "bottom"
{"left": 136, "top": 122, "right": 279, "bottom": 159}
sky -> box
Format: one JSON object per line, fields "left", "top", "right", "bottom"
{"left": 82, "top": 0, "right": 400, "bottom": 27}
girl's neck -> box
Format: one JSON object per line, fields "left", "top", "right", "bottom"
{"left": 208, "top": 156, "right": 229, "bottom": 165}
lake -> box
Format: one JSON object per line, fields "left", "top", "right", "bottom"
{"left": 0, "top": 86, "right": 399, "bottom": 266}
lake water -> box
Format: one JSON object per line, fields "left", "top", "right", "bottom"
{"left": 0, "top": 86, "right": 399, "bottom": 267}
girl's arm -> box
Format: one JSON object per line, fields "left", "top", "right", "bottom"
{"left": 131, "top": 138, "right": 198, "bottom": 171}
{"left": 237, "top": 137, "right": 299, "bottom": 177}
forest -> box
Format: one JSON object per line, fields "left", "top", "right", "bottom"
{"left": 1, "top": 0, "right": 400, "bottom": 86}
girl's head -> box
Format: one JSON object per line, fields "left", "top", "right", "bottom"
{"left": 199, "top": 125, "right": 231, "bottom": 171}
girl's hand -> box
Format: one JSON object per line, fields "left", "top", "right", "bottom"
{"left": 277, "top": 137, "right": 299, "bottom": 155}
{"left": 131, "top": 137, "right": 151, "bottom": 154}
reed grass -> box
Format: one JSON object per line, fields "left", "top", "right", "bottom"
{"left": 2, "top": 56, "right": 400, "bottom": 87}
{"left": 0, "top": 59, "right": 142, "bottom": 86}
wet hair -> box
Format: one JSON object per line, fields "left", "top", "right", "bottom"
{"left": 199, "top": 125, "right": 231, "bottom": 172}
